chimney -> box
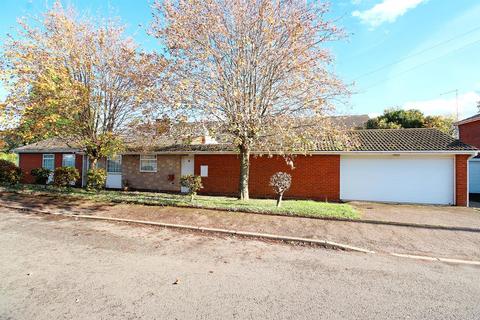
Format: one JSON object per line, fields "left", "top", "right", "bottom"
{"left": 155, "top": 117, "right": 171, "bottom": 135}
{"left": 200, "top": 125, "right": 217, "bottom": 144}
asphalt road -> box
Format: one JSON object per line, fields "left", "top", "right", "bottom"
{"left": 1, "top": 208, "right": 479, "bottom": 320}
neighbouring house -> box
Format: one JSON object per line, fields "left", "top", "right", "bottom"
{"left": 455, "top": 114, "right": 480, "bottom": 195}
{"left": 14, "top": 127, "right": 477, "bottom": 206}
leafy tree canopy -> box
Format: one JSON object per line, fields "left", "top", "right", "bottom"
{"left": 365, "top": 108, "right": 455, "bottom": 135}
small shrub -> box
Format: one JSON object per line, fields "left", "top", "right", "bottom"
{"left": 122, "top": 179, "right": 130, "bottom": 191}
{"left": 86, "top": 168, "right": 107, "bottom": 191}
{"left": 269, "top": 172, "right": 292, "bottom": 207}
{"left": 53, "top": 167, "right": 79, "bottom": 188}
{"left": 180, "top": 174, "right": 203, "bottom": 202}
{"left": 31, "top": 168, "right": 52, "bottom": 185}
{"left": 0, "top": 159, "right": 22, "bottom": 185}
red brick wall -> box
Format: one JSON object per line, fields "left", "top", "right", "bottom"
{"left": 194, "top": 154, "right": 340, "bottom": 201}
{"left": 18, "top": 153, "right": 83, "bottom": 185}
{"left": 458, "top": 121, "right": 480, "bottom": 149}
{"left": 455, "top": 154, "right": 469, "bottom": 206}
{"left": 18, "top": 153, "right": 43, "bottom": 184}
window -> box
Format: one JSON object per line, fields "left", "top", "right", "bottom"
{"left": 140, "top": 155, "right": 157, "bottom": 172}
{"left": 42, "top": 154, "right": 55, "bottom": 171}
{"left": 200, "top": 165, "right": 208, "bottom": 177}
{"left": 62, "top": 154, "right": 75, "bottom": 168}
{"left": 107, "top": 155, "right": 122, "bottom": 174}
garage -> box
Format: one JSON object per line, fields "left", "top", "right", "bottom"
{"left": 340, "top": 155, "right": 455, "bottom": 205}
{"left": 469, "top": 159, "right": 480, "bottom": 193}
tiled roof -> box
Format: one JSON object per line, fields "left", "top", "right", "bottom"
{"left": 14, "top": 137, "right": 81, "bottom": 152}
{"left": 15, "top": 128, "right": 477, "bottom": 154}
{"left": 345, "top": 128, "right": 476, "bottom": 152}
{"left": 142, "top": 128, "right": 476, "bottom": 153}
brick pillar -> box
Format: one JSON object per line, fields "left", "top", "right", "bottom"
{"left": 455, "top": 154, "right": 470, "bottom": 206}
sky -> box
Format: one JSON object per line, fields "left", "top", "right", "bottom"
{"left": 1, "top": 0, "right": 479, "bottom": 120}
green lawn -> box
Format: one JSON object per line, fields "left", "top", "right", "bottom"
{"left": 1, "top": 184, "right": 359, "bottom": 219}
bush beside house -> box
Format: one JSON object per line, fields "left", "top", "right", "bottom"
{"left": 180, "top": 175, "right": 203, "bottom": 202}
{"left": 0, "top": 159, "right": 22, "bottom": 185}
{"left": 53, "top": 167, "right": 79, "bottom": 188}
{"left": 30, "top": 168, "right": 51, "bottom": 185}
{"left": 86, "top": 168, "right": 107, "bottom": 191}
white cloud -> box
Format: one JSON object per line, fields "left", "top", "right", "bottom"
{"left": 352, "top": 0, "right": 426, "bottom": 28}
{"left": 402, "top": 91, "right": 480, "bottom": 119}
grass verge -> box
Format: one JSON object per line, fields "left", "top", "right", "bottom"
{"left": 0, "top": 184, "right": 359, "bottom": 219}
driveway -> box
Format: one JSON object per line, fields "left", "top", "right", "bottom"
{"left": 351, "top": 201, "right": 480, "bottom": 228}
{"left": 1, "top": 208, "right": 479, "bottom": 320}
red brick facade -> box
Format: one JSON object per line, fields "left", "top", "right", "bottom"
{"left": 458, "top": 120, "right": 480, "bottom": 149}
{"left": 16, "top": 151, "right": 470, "bottom": 206}
{"left": 194, "top": 154, "right": 340, "bottom": 201}
{"left": 18, "top": 153, "right": 43, "bottom": 184}
{"left": 18, "top": 153, "right": 83, "bottom": 185}
{"left": 455, "top": 154, "right": 469, "bottom": 206}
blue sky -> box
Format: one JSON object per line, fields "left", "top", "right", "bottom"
{"left": 1, "top": 0, "right": 479, "bottom": 119}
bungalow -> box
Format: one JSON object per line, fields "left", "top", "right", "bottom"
{"left": 14, "top": 128, "right": 477, "bottom": 206}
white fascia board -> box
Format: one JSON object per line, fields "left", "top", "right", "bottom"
{"left": 119, "top": 150, "right": 479, "bottom": 156}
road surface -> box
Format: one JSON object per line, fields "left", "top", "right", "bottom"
{"left": 1, "top": 208, "right": 479, "bottom": 319}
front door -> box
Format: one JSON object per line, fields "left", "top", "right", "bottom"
{"left": 181, "top": 155, "right": 195, "bottom": 193}
{"left": 106, "top": 155, "right": 122, "bottom": 189}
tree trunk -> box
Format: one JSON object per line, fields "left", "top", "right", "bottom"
{"left": 89, "top": 157, "right": 98, "bottom": 170}
{"left": 276, "top": 193, "right": 283, "bottom": 207}
{"left": 238, "top": 145, "right": 250, "bottom": 201}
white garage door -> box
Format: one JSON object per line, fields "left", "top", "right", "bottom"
{"left": 340, "top": 155, "right": 455, "bottom": 205}
{"left": 469, "top": 160, "right": 480, "bottom": 193}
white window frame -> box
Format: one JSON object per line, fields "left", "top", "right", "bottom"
{"left": 200, "top": 165, "right": 208, "bottom": 177}
{"left": 42, "top": 154, "right": 55, "bottom": 171}
{"left": 107, "top": 155, "right": 122, "bottom": 174}
{"left": 140, "top": 155, "right": 157, "bottom": 172}
{"left": 62, "top": 154, "right": 75, "bottom": 168}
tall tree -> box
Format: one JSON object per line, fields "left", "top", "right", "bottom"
{"left": 151, "top": 0, "right": 348, "bottom": 200}
{"left": 1, "top": 2, "right": 166, "bottom": 168}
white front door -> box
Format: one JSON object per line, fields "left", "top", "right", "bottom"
{"left": 106, "top": 155, "right": 122, "bottom": 189}
{"left": 181, "top": 155, "right": 195, "bottom": 193}
{"left": 340, "top": 155, "right": 455, "bottom": 205}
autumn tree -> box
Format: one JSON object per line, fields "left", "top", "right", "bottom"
{"left": 152, "top": 0, "right": 348, "bottom": 200}
{"left": 1, "top": 2, "right": 166, "bottom": 168}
